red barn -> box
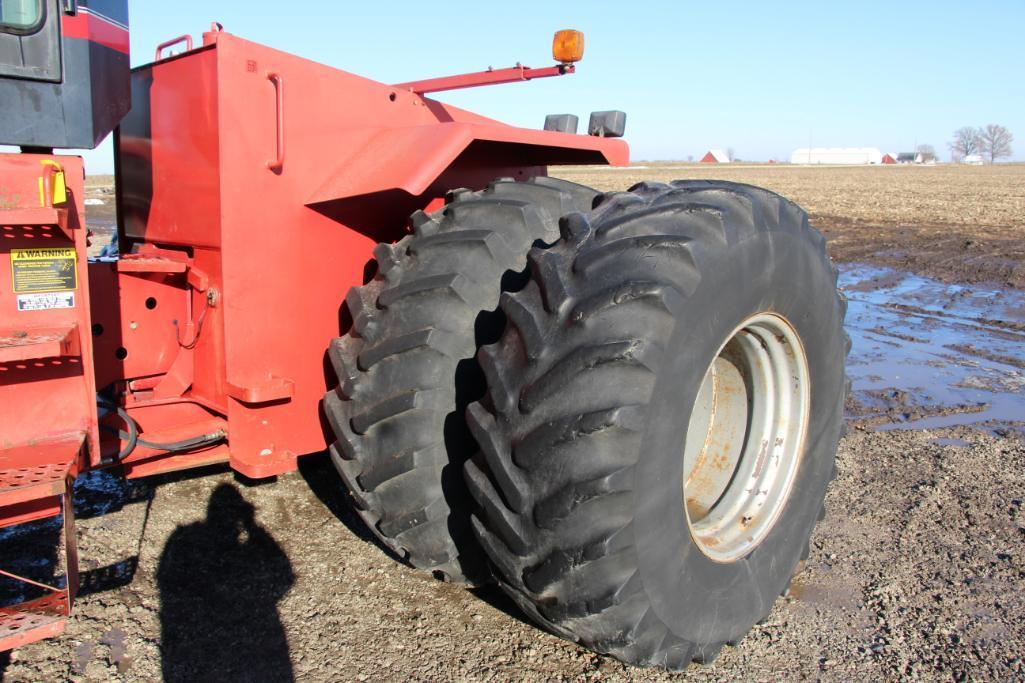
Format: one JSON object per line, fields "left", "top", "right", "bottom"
{"left": 700, "top": 149, "right": 730, "bottom": 163}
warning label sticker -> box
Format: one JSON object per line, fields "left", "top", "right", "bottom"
{"left": 16, "top": 292, "right": 76, "bottom": 312}
{"left": 11, "top": 248, "right": 77, "bottom": 294}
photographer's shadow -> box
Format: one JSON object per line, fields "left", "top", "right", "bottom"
{"left": 157, "top": 483, "right": 295, "bottom": 682}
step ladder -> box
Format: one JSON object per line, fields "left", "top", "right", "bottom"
{"left": 0, "top": 439, "right": 81, "bottom": 652}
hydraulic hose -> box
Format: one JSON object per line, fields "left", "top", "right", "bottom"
{"left": 111, "top": 406, "right": 138, "bottom": 460}
{"left": 98, "top": 397, "right": 226, "bottom": 460}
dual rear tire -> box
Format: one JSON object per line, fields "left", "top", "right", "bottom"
{"left": 324, "top": 177, "right": 847, "bottom": 669}
{"left": 322, "top": 177, "right": 599, "bottom": 583}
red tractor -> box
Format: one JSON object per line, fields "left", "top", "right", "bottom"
{"left": 0, "top": 1, "right": 847, "bottom": 671}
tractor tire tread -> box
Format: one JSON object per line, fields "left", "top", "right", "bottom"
{"left": 323, "top": 177, "right": 599, "bottom": 583}
{"left": 465, "top": 180, "right": 845, "bottom": 669}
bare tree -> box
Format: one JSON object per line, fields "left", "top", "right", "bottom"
{"left": 949, "top": 127, "right": 983, "bottom": 161}
{"left": 980, "top": 124, "right": 1013, "bottom": 163}
{"left": 726, "top": 147, "right": 735, "bottom": 162}
{"left": 916, "top": 144, "right": 936, "bottom": 163}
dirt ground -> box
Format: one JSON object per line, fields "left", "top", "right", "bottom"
{"left": 83, "top": 165, "right": 1025, "bottom": 285}
{"left": 3, "top": 165, "right": 1025, "bottom": 681}
{"left": 2, "top": 430, "right": 1023, "bottom": 682}
{"left": 558, "top": 164, "right": 1025, "bottom": 288}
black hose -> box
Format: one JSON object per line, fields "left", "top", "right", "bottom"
{"left": 107, "top": 406, "right": 138, "bottom": 460}
{"left": 98, "top": 398, "right": 225, "bottom": 460}
{"left": 134, "top": 430, "right": 226, "bottom": 452}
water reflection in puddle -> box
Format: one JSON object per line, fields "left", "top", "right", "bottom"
{"left": 840, "top": 263, "right": 1025, "bottom": 434}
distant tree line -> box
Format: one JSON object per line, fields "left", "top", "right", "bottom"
{"left": 949, "top": 125, "right": 1014, "bottom": 163}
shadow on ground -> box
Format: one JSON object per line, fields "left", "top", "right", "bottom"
{"left": 298, "top": 451, "right": 401, "bottom": 562}
{"left": 298, "top": 451, "right": 538, "bottom": 630}
{"left": 156, "top": 483, "right": 295, "bottom": 682}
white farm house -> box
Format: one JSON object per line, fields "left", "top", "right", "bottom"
{"left": 790, "top": 148, "right": 885, "bottom": 165}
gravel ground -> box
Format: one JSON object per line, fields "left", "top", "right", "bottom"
{"left": 2, "top": 428, "right": 1023, "bottom": 681}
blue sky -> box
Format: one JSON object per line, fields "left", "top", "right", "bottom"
{"left": 78, "top": 0, "right": 1023, "bottom": 171}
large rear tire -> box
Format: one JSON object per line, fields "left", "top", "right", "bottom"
{"left": 465, "top": 180, "right": 848, "bottom": 668}
{"left": 323, "top": 177, "right": 599, "bottom": 583}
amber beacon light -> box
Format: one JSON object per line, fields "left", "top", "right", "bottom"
{"left": 552, "top": 29, "right": 585, "bottom": 64}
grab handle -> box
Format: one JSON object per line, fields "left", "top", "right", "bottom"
{"left": 267, "top": 72, "right": 285, "bottom": 173}
{"left": 155, "top": 35, "right": 193, "bottom": 61}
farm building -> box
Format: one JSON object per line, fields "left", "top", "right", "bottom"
{"left": 790, "top": 147, "right": 885, "bottom": 165}
{"left": 700, "top": 149, "right": 731, "bottom": 163}
{"left": 882, "top": 153, "right": 897, "bottom": 164}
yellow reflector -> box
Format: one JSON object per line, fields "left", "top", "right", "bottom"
{"left": 552, "top": 29, "right": 584, "bottom": 64}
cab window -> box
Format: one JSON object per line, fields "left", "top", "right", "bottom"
{"left": 0, "top": 0, "right": 44, "bottom": 34}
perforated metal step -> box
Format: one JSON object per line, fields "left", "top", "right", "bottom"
{"left": 0, "top": 592, "right": 69, "bottom": 652}
{"left": 0, "top": 206, "right": 73, "bottom": 240}
{"left": 0, "top": 461, "right": 70, "bottom": 510}
{"left": 0, "top": 439, "right": 79, "bottom": 530}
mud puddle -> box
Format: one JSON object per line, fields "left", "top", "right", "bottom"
{"left": 840, "top": 263, "right": 1025, "bottom": 435}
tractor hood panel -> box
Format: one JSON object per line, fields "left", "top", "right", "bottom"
{"left": 307, "top": 122, "right": 629, "bottom": 204}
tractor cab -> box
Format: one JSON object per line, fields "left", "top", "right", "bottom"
{"left": 0, "top": 0, "right": 130, "bottom": 149}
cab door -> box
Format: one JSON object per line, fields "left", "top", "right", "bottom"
{"left": 0, "top": 0, "right": 61, "bottom": 82}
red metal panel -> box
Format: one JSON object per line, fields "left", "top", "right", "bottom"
{"left": 116, "top": 46, "right": 227, "bottom": 421}
{"left": 0, "top": 324, "right": 80, "bottom": 364}
{"left": 119, "top": 46, "right": 222, "bottom": 250}
{"left": 61, "top": 10, "right": 130, "bottom": 55}
{"left": 0, "top": 497, "right": 61, "bottom": 528}
{"left": 89, "top": 262, "right": 189, "bottom": 391}
{"left": 109, "top": 31, "right": 630, "bottom": 478}
{"left": 121, "top": 445, "right": 229, "bottom": 479}
{"left": 212, "top": 36, "right": 374, "bottom": 472}
{"left": 307, "top": 122, "right": 627, "bottom": 204}
{"left": 0, "top": 154, "right": 99, "bottom": 467}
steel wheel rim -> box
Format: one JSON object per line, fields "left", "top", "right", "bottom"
{"left": 682, "top": 312, "right": 811, "bottom": 562}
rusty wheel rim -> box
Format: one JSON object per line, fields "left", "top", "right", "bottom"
{"left": 682, "top": 312, "right": 811, "bottom": 562}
